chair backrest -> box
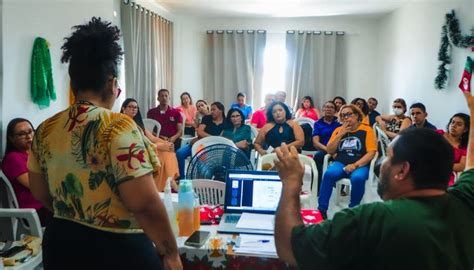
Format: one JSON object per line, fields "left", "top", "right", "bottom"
{"left": 179, "top": 111, "right": 186, "bottom": 135}
{"left": 373, "top": 125, "right": 390, "bottom": 158}
{"left": 143, "top": 118, "right": 161, "bottom": 136}
{"left": 249, "top": 124, "right": 258, "bottom": 142}
{"left": 256, "top": 153, "right": 318, "bottom": 201}
{"left": 192, "top": 179, "right": 225, "bottom": 205}
{"left": 191, "top": 136, "right": 237, "bottom": 156}
{"left": 295, "top": 117, "right": 315, "bottom": 129}
{"left": 0, "top": 170, "right": 20, "bottom": 209}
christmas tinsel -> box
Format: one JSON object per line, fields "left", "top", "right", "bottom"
{"left": 434, "top": 10, "right": 474, "bottom": 90}
{"left": 31, "top": 37, "right": 56, "bottom": 108}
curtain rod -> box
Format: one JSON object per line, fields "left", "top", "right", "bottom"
{"left": 206, "top": 30, "right": 266, "bottom": 34}
{"left": 122, "top": 0, "right": 172, "bottom": 24}
{"left": 286, "top": 30, "right": 345, "bottom": 35}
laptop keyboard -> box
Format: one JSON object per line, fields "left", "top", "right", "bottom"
{"left": 224, "top": 215, "right": 240, "bottom": 223}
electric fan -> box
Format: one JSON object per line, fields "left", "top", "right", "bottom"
{"left": 186, "top": 144, "right": 253, "bottom": 181}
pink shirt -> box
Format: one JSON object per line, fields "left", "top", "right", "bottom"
{"left": 1, "top": 150, "right": 43, "bottom": 210}
{"left": 251, "top": 108, "right": 267, "bottom": 128}
{"left": 177, "top": 105, "right": 197, "bottom": 126}
{"left": 296, "top": 108, "right": 319, "bottom": 121}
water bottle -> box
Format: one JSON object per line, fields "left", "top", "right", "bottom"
{"left": 164, "top": 177, "right": 178, "bottom": 236}
{"left": 178, "top": 180, "right": 195, "bottom": 236}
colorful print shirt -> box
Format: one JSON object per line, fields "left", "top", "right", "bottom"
{"left": 28, "top": 102, "right": 160, "bottom": 233}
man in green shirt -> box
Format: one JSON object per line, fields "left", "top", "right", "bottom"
{"left": 274, "top": 92, "right": 474, "bottom": 269}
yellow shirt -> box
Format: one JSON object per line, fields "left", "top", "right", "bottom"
{"left": 28, "top": 102, "right": 160, "bottom": 233}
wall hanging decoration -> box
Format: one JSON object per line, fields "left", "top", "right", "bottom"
{"left": 31, "top": 37, "right": 56, "bottom": 109}
{"left": 434, "top": 10, "right": 474, "bottom": 90}
{"left": 459, "top": 56, "right": 472, "bottom": 93}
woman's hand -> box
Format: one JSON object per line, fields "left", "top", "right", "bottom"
{"left": 344, "top": 163, "right": 358, "bottom": 173}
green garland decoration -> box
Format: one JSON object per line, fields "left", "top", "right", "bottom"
{"left": 434, "top": 10, "right": 474, "bottom": 90}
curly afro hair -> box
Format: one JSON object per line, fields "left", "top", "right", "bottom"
{"left": 61, "top": 17, "right": 123, "bottom": 95}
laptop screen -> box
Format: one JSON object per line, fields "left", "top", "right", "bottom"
{"left": 224, "top": 170, "right": 282, "bottom": 214}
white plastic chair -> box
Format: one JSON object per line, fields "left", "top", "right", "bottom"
{"left": 256, "top": 153, "right": 319, "bottom": 209}
{"left": 0, "top": 208, "right": 43, "bottom": 269}
{"left": 191, "top": 136, "right": 237, "bottom": 157}
{"left": 296, "top": 117, "right": 317, "bottom": 157}
{"left": 295, "top": 117, "right": 315, "bottom": 128}
{"left": 179, "top": 112, "right": 196, "bottom": 148}
{"left": 143, "top": 118, "right": 161, "bottom": 136}
{"left": 322, "top": 152, "right": 379, "bottom": 209}
{"left": 192, "top": 179, "right": 226, "bottom": 205}
{"left": 373, "top": 124, "right": 390, "bottom": 158}
{"left": 0, "top": 170, "right": 45, "bottom": 245}
{"left": 249, "top": 124, "right": 259, "bottom": 167}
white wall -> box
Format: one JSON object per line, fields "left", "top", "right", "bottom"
{"left": 1, "top": 0, "right": 121, "bottom": 152}
{"left": 377, "top": 0, "right": 474, "bottom": 128}
{"left": 172, "top": 15, "right": 383, "bottom": 107}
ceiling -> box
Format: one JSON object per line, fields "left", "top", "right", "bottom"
{"left": 153, "top": 0, "right": 414, "bottom": 18}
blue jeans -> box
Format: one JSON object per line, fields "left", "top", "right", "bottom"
{"left": 318, "top": 161, "right": 369, "bottom": 211}
{"left": 176, "top": 144, "right": 192, "bottom": 178}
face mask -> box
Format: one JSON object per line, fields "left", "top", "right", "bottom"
{"left": 393, "top": 108, "right": 404, "bottom": 116}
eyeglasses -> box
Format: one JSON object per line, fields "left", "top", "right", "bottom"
{"left": 127, "top": 105, "right": 138, "bottom": 109}
{"left": 341, "top": 112, "right": 354, "bottom": 119}
{"left": 231, "top": 114, "right": 241, "bottom": 118}
{"left": 323, "top": 105, "right": 336, "bottom": 109}
{"left": 15, "top": 129, "right": 34, "bottom": 139}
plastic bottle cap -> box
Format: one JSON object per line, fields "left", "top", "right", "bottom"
{"left": 179, "top": 180, "right": 193, "bottom": 192}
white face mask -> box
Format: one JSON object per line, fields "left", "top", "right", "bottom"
{"left": 393, "top": 108, "right": 404, "bottom": 116}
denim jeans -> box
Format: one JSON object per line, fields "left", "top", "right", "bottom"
{"left": 318, "top": 161, "right": 369, "bottom": 211}
{"left": 176, "top": 144, "right": 192, "bottom": 178}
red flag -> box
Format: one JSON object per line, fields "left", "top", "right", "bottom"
{"left": 459, "top": 57, "right": 473, "bottom": 93}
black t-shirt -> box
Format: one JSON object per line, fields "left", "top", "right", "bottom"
{"left": 201, "top": 115, "right": 225, "bottom": 136}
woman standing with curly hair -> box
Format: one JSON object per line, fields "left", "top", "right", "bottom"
{"left": 28, "top": 18, "right": 181, "bottom": 270}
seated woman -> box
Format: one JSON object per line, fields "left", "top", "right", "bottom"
{"left": 176, "top": 102, "right": 226, "bottom": 178}
{"left": 177, "top": 92, "right": 197, "bottom": 136}
{"left": 1, "top": 118, "right": 52, "bottom": 225}
{"left": 194, "top": 99, "right": 210, "bottom": 127}
{"left": 351, "top": 98, "right": 370, "bottom": 126}
{"left": 121, "top": 98, "right": 179, "bottom": 191}
{"left": 332, "top": 96, "right": 346, "bottom": 117}
{"left": 254, "top": 102, "right": 304, "bottom": 156}
{"left": 295, "top": 96, "right": 320, "bottom": 121}
{"left": 222, "top": 108, "right": 252, "bottom": 158}
{"left": 437, "top": 113, "right": 470, "bottom": 186}
{"left": 318, "top": 104, "right": 377, "bottom": 218}
{"left": 312, "top": 101, "right": 341, "bottom": 190}
{"left": 377, "top": 98, "right": 411, "bottom": 139}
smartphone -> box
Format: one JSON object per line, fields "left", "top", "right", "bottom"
{"left": 184, "top": 230, "right": 211, "bottom": 248}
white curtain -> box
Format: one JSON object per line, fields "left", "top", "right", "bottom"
{"left": 204, "top": 30, "right": 266, "bottom": 109}
{"left": 121, "top": 2, "right": 173, "bottom": 113}
{"left": 285, "top": 31, "right": 346, "bottom": 109}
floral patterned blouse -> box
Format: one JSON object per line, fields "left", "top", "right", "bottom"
{"left": 28, "top": 101, "right": 160, "bottom": 233}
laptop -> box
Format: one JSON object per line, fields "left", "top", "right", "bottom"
{"left": 217, "top": 170, "right": 282, "bottom": 235}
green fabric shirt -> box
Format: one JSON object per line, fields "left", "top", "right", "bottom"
{"left": 292, "top": 169, "right": 474, "bottom": 270}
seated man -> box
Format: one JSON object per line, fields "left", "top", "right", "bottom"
{"left": 409, "top": 102, "right": 436, "bottom": 129}
{"left": 367, "top": 97, "right": 380, "bottom": 126}
{"left": 147, "top": 88, "right": 183, "bottom": 150}
{"left": 230, "top": 92, "right": 253, "bottom": 120}
{"left": 274, "top": 90, "right": 474, "bottom": 269}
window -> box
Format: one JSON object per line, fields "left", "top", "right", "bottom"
{"left": 261, "top": 34, "right": 286, "bottom": 107}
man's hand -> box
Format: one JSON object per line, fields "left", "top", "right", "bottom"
{"left": 274, "top": 143, "right": 304, "bottom": 191}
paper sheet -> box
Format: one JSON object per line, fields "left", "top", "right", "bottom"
{"left": 235, "top": 213, "right": 274, "bottom": 231}
{"left": 234, "top": 234, "right": 277, "bottom": 257}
